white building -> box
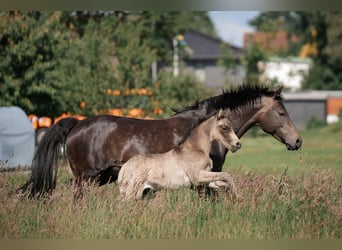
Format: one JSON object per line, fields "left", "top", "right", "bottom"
{"left": 259, "top": 57, "right": 312, "bottom": 92}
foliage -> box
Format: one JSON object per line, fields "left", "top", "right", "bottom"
{"left": 155, "top": 71, "right": 212, "bottom": 116}
{"left": 243, "top": 44, "right": 267, "bottom": 83}
{"left": 218, "top": 45, "right": 236, "bottom": 73}
{"left": 0, "top": 11, "right": 216, "bottom": 118}
{"left": 249, "top": 11, "right": 327, "bottom": 58}
{"left": 249, "top": 11, "right": 342, "bottom": 90}
{"left": 302, "top": 62, "right": 342, "bottom": 90}
{"left": 302, "top": 12, "right": 342, "bottom": 90}
{"left": 306, "top": 117, "right": 327, "bottom": 130}
{"left": 0, "top": 12, "right": 116, "bottom": 117}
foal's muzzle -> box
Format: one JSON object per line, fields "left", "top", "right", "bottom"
{"left": 231, "top": 141, "right": 242, "bottom": 153}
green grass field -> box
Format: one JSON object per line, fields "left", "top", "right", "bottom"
{"left": 0, "top": 123, "right": 341, "bottom": 239}
{"left": 225, "top": 125, "right": 342, "bottom": 175}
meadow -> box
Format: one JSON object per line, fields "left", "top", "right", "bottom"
{"left": 0, "top": 123, "right": 341, "bottom": 239}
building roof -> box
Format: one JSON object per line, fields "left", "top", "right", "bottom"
{"left": 184, "top": 29, "right": 242, "bottom": 60}
{"left": 283, "top": 91, "right": 342, "bottom": 101}
{"left": 244, "top": 30, "right": 300, "bottom": 53}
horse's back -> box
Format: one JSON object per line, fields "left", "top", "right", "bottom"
{"left": 66, "top": 114, "right": 193, "bottom": 179}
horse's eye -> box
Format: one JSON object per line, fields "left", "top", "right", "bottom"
{"left": 278, "top": 111, "right": 285, "bottom": 116}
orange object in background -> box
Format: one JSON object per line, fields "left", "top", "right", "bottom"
{"left": 54, "top": 112, "right": 86, "bottom": 124}
{"left": 38, "top": 117, "right": 52, "bottom": 128}
{"left": 28, "top": 87, "right": 163, "bottom": 129}
{"left": 54, "top": 112, "right": 72, "bottom": 124}
{"left": 154, "top": 107, "right": 163, "bottom": 115}
{"left": 28, "top": 114, "right": 39, "bottom": 129}
{"left": 108, "top": 108, "right": 123, "bottom": 116}
{"left": 327, "top": 98, "right": 342, "bottom": 116}
{"left": 28, "top": 114, "right": 52, "bottom": 129}
{"left": 80, "top": 101, "right": 86, "bottom": 109}
{"left": 127, "top": 108, "right": 144, "bottom": 118}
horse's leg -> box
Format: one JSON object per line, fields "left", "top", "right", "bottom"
{"left": 72, "top": 176, "right": 87, "bottom": 202}
{"left": 209, "top": 141, "right": 228, "bottom": 172}
{"left": 197, "top": 171, "right": 238, "bottom": 198}
{"left": 98, "top": 166, "right": 121, "bottom": 186}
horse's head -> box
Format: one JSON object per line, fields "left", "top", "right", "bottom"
{"left": 213, "top": 110, "right": 242, "bottom": 153}
{"left": 258, "top": 86, "right": 302, "bottom": 150}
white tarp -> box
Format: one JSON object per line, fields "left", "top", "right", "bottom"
{"left": 0, "top": 106, "right": 34, "bottom": 169}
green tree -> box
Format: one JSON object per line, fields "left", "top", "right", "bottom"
{"left": 303, "top": 12, "right": 342, "bottom": 90}
{"left": 0, "top": 11, "right": 116, "bottom": 117}
{"left": 249, "top": 11, "right": 342, "bottom": 90}
{"left": 244, "top": 44, "right": 267, "bottom": 83}
{"left": 0, "top": 11, "right": 217, "bottom": 118}
{"left": 155, "top": 71, "right": 211, "bottom": 117}
{"left": 249, "top": 12, "right": 327, "bottom": 57}
{"left": 323, "top": 12, "right": 342, "bottom": 71}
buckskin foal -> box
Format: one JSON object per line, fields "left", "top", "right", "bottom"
{"left": 118, "top": 110, "right": 241, "bottom": 201}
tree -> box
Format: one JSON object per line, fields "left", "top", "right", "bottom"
{"left": 323, "top": 12, "right": 342, "bottom": 71}
{"left": 244, "top": 44, "right": 267, "bottom": 83}
{"left": 249, "top": 11, "right": 342, "bottom": 90}
{"left": 0, "top": 11, "right": 116, "bottom": 117}
{"left": 249, "top": 12, "right": 328, "bottom": 57}
{"left": 303, "top": 12, "right": 342, "bottom": 90}
{"left": 0, "top": 11, "right": 217, "bottom": 117}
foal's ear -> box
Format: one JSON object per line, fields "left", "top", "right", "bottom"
{"left": 216, "top": 109, "right": 224, "bottom": 119}
{"left": 273, "top": 85, "right": 283, "bottom": 97}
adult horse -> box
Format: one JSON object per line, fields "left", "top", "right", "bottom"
{"left": 18, "top": 84, "right": 302, "bottom": 197}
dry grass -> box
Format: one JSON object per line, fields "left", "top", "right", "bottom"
{"left": 1, "top": 125, "right": 341, "bottom": 239}
{"left": 0, "top": 166, "right": 341, "bottom": 239}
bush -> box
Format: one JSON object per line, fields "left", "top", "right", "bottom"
{"left": 154, "top": 71, "right": 213, "bottom": 117}
{"left": 306, "top": 117, "right": 327, "bottom": 130}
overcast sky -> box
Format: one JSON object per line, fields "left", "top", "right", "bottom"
{"left": 208, "top": 11, "right": 259, "bottom": 48}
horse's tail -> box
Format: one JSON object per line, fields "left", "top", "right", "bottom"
{"left": 18, "top": 117, "right": 79, "bottom": 198}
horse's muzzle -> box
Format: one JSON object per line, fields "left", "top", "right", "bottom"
{"left": 286, "top": 137, "right": 302, "bottom": 150}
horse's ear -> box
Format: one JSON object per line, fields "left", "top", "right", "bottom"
{"left": 274, "top": 85, "right": 283, "bottom": 97}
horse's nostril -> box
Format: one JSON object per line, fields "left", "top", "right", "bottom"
{"left": 236, "top": 141, "right": 242, "bottom": 149}
{"left": 296, "top": 138, "right": 302, "bottom": 147}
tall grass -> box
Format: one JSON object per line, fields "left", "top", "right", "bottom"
{"left": 0, "top": 124, "right": 341, "bottom": 239}
{"left": 0, "top": 166, "right": 340, "bottom": 239}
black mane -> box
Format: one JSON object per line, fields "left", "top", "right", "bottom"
{"left": 172, "top": 84, "right": 279, "bottom": 115}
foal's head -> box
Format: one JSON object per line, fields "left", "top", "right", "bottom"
{"left": 212, "top": 110, "right": 241, "bottom": 153}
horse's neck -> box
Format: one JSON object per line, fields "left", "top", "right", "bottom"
{"left": 180, "top": 117, "right": 214, "bottom": 155}
{"left": 229, "top": 101, "right": 263, "bottom": 137}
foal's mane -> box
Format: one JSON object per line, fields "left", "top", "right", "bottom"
{"left": 172, "top": 84, "right": 281, "bottom": 115}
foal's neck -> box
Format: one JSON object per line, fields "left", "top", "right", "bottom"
{"left": 180, "top": 117, "right": 215, "bottom": 155}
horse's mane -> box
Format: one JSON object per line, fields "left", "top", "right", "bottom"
{"left": 172, "top": 84, "right": 281, "bottom": 115}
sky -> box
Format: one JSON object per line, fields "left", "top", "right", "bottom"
{"left": 208, "top": 11, "right": 260, "bottom": 48}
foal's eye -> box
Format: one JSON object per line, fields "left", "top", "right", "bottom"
{"left": 221, "top": 126, "right": 229, "bottom": 131}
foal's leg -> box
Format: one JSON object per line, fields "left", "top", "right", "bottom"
{"left": 197, "top": 171, "right": 238, "bottom": 198}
